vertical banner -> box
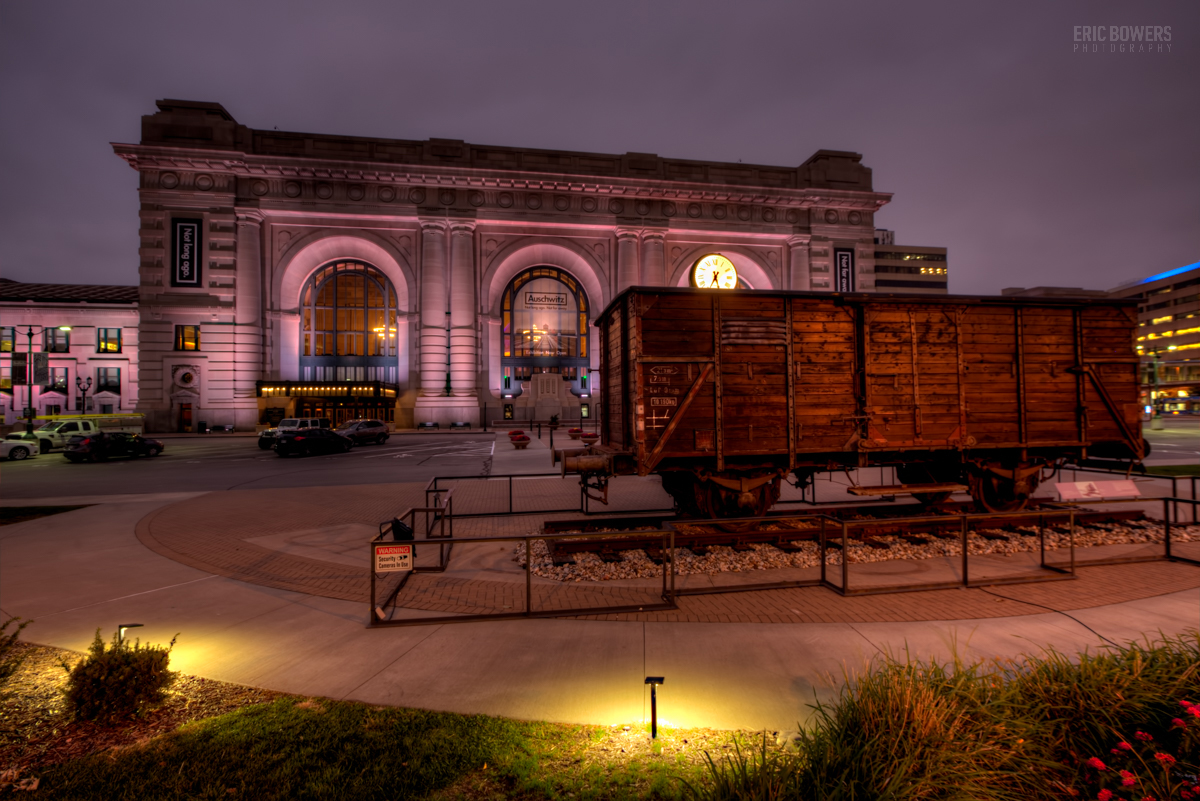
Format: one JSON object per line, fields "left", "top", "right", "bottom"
{"left": 32, "top": 353, "right": 50, "bottom": 385}
{"left": 834, "top": 248, "right": 855, "bottom": 292}
{"left": 11, "top": 353, "right": 27, "bottom": 385}
{"left": 171, "top": 218, "right": 203, "bottom": 287}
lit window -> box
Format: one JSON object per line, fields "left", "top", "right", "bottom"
{"left": 175, "top": 325, "right": 201, "bottom": 351}
{"left": 97, "top": 328, "right": 122, "bottom": 353}
{"left": 0, "top": 327, "right": 13, "bottom": 353}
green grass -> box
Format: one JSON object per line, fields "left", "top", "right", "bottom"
{"left": 0, "top": 506, "right": 88, "bottom": 526}
{"left": 35, "top": 699, "right": 718, "bottom": 800}
{"left": 1144, "top": 464, "right": 1200, "bottom": 476}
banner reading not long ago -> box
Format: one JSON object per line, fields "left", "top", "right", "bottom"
{"left": 172, "top": 218, "right": 203, "bottom": 287}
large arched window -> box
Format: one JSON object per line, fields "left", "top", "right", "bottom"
{"left": 501, "top": 267, "right": 589, "bottom": 393}
{"left": 300, "top": 261, "right": 399, "bottom": 383}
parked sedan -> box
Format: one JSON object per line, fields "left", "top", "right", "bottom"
{"left": 1, "top": 437, "right": 39, "bottom": 461}
{"left": 63, "top": 432, "right": 166, "bottom": 462}
{"left": 274, "top": 428, "right": 353, "bottom": 457}
{"left": 334, "top": 419, "right": 391, "bottom": 446}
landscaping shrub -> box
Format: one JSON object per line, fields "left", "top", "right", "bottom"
{"left": 61, "top": 628, "right": 178, "bottom": 720}
{"left": 0, "top": 615, "right": 31, "bottom": 687}
{"left": 688, "top": 633, "right": 1200, "bottom": 801}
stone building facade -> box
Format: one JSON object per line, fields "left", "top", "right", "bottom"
{"left": 114, "top": 99, "right": 894, "bottom": 431}
{"left": 0, "top": 279, "right": 139, "bottom": 426}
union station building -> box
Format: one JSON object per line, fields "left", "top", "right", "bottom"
{"left": 110, "top": 99, "right": 942, "bottom": 432}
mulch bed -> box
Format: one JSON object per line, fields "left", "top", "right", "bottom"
{"left": 0, "top": 642, "right": 283, "bottom": 787}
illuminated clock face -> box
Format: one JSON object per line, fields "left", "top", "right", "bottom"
{"left": 691, "top": 254, "right": 738, "bottom": 289}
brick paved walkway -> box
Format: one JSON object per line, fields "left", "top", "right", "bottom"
{"left": 135, "top": 481, "right": 1200, "bottom": 623}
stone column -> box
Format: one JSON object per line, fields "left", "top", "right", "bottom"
{"left": 788, "top": 235, "right": 812, "bottom": 291}
{"left": 640, "top": 229, "right": 666, "bottom": 287}
{"left": 448, "top": 221, "right": 476, "bottom": 397}
{"left": 418, "top": 219, "right": 449, "bottom": 396}
{"left": 233, "top": 211, "right": 265, "bottom": 429}
{"left": 616, "top": 228, "right": 640, "bottom": 292}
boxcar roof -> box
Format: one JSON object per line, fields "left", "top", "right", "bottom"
{"left": 597, "top": 286, "right": 1137, "bottom": 321}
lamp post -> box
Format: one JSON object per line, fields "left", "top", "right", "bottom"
{"left": 12, "top": 325, "right": 71, "bottom": 434}
{"left": 644, "top": 676, "right": 665, "bottom": 739}
{"left": 76, "top": 375, "right": 92, "bottom": 416}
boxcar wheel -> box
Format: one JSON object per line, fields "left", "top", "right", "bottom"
{"left": 969, "top": 472, "right": 1030, "bottom": 513}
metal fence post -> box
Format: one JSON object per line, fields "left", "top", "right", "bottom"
{"left": 961, "top": 514, "right": 969, "bottom": 587}
{"left": 840, "top": 521, "right": 849, "bottom": 594}
{"left": 1069, "top": 510, "right": 1076, "bottom": 575}
{"left": 526, "top": 538, "right": 533, "bottom": 615}
{"left": 1164, "top": 497, "right": 1172, "bottom": 559}
{"left": 819, "top": 518, "right": 827, "bottom": 584}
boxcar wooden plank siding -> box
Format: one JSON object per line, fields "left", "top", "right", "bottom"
{"left": 596, "top": 288, "right": 1142, "bottom": 487}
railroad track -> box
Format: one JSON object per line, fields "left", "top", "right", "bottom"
{"left": 541, "top": 503, "right": 1148, "bottom": 567}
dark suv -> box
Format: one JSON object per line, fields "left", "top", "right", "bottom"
{"left": 334, "top": 419, "right": 391, "bottom": 446}
{"left": 63, "top": 432, "right": 166, "bottom": 462}
{"left": 275, "top": 427, "right": 353, "bottom": 457}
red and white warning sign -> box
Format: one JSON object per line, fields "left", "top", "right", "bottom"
{"left": 1055, "top": 480, "right": 1141, "bottom": 502}
{"left": 374, "top": 543, "right": 413, "bottom": 572}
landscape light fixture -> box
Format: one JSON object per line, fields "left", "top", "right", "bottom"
{"left": 118, "top": 623, "right": 144, "bottom": 643}
{"left": 644, "top": 676, "right": 665, "bottom": 739}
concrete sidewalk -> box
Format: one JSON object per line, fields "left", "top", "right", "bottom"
{"left": 4, "top": 486, "right": 1199, "bottom": 731}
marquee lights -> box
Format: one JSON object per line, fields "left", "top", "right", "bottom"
{"left": 691, "top": 254, "right": 738, "bottom": 289}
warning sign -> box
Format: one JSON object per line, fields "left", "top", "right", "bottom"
{"left": 374, "top": 543, "right": 413, "bottom": 572}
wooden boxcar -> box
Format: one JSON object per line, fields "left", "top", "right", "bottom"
{"left": 574, "top": 287, "right": 1144, "bottom": 516}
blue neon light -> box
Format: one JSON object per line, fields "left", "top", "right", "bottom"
{"left": 1138, "top": 261, "right": 1200, "bottom": 285}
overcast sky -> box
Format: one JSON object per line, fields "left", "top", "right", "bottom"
{"left": 1, "top": 0, "right": 1195, "bottom": 294}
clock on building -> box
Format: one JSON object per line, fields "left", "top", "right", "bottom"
{"left": 691, "top": 254, "right": 738, "bottom": 289}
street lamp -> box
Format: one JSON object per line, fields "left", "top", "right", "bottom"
{"left": 644, "top": 676, "right": 665, "bottom": 739}
{"left": 76, "top": 375, "right": 93, "bottom": 415}
{"left": 12, "top": 325, "right": 71, "bottom": 434}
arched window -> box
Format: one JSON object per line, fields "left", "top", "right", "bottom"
{"left": 501, "top": 267, "right": 589, "bottom": 393}
{"left": 300, "top": 261, "right": 399, "bottom": 383}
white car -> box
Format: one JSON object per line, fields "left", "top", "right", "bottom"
{"left": 1, "top": 437, "right": 39, "bottom": 461}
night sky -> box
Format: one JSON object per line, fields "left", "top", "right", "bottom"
{"left": 1, "top": 0, "right": 1195, "bottom": 295}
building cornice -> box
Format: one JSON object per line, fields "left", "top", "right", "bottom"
{"left": 112, "top": 143, "right": 892, "bottom": 211}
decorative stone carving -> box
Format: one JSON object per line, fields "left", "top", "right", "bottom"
{"left": 172, "top": 365, "right": 201, "bottom": 389}
{"left": 686, "top": 203, "right": 702, "bottom": 218}
{"left": 581, "top": 197, "right": 597, "bottom": 212}
{"left": 712, "top": 205, "right": 727, "bottom": 220}
{"left": 848, "top": 211, "right": 863, "bottom": 225}
{"left": 635, "top": 201, "right": 650, "bottom": 216}
{"left": 379, "top": 186, "right": 396, "bottom": 202}
{"left": 160, "top": 172, "right": 179, "bottom": 189}
{"left": 526, "top": 194, "right": 542, "bottom": 210}
{"left": 498, "top": 192, "right": 514, "bottom": 208}
{"left": 251, "top": 180, "right": 269, "bottom": 196}
{"left": 316, "top": 183, "right": 333, "bottom": 199}
{"left": 469, "top": 191, "right": 485, "bottom": 206}
{"left": 554, "top": 195, "right": 570, "bottom": 211}
{"left": 276, "top": 230, "right": 293, "bottom": 254}
{"left": 284, "top": 181, "right": 302, "bottom": 198}
{"left": 670, "top": 246, "right": 682, "bottom": 261}
{"left": 762, "top": 208, "right": 776, "bottom": 222}
{"left": 195, "top": 174, "right": 214, "bottom": 191}
{"left": 593, "top": 242, "right": 606, "bottom": 260}
{"left": 484, "top": 239, "right": 499, "bottom": 257}
{"left": 824, "top": 209, "right": 838, "bottom": 224}
{"left": 786, "top": 209, "right": 800, "bottom": 224}
{"left": 348, "top": 185, "right": 365, "bottom": 201}
{"left": 662, "top": 202, "right": 677, "bottom": 217}
{"left": 737, "top": 206, "right": 752, "bottom": 221}
{"left": 439, "top": 189, "right": 456, "bottom": 206}
{"left": 608, "top": 199, "right": 624, "bottom": 214}
{"left": 409, "top": 187, "right": 427, "bottom": 204}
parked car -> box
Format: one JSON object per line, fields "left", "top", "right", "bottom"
{"left": 334, "top": 419, "right": 390, "bottom": 446}
{"left": 63, "top": 432, "right": 166, "bottom": 463}
{"left": 274, "top": 427, "right": 353, "bottom": 457}
{"left": 258, "top": 417, "right": 331, "bottom": 450}
{"left": 1, "top": 436, "right": 39, "bottom": 461}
